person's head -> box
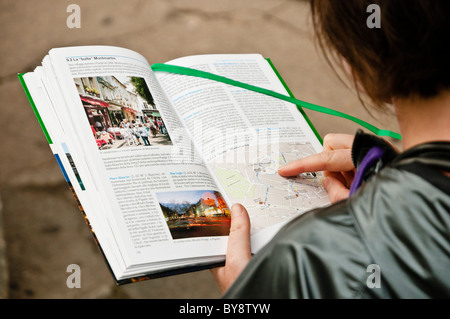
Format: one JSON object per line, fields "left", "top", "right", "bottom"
{"left": 310, "top": 0, "right": 450, "bottom": 108}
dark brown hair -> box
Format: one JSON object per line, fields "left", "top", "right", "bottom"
{"left": 310, "top": 0, "right": 450, "bottom": 107}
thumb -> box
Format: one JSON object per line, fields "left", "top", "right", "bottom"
{"left": 323, "top": 176, "right": 350, "bottom": 203}
{"left": 211, "top": 203, "right": 251, "bottom": 294}
{"left": 227, "top": 204, "right": 251, "bottom": 264}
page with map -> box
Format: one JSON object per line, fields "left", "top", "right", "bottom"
{"left": 155, "top": 54, "right": 330, "bottom": 252}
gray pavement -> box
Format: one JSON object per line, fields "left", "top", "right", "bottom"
{"left": 0, "top": 0, "right": 401, "bottom": 299}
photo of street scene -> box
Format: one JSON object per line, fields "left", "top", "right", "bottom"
{"left": 157, "top": 190, "right": 231, "bottom": 240}
{"left": 73, "top": 75, "right": 172, "bottom": 150}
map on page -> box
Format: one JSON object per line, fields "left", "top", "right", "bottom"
{"left": 209, "top": 142, "right": 330, "bottom": 234}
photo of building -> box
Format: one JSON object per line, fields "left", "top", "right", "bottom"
{"left": 73, "top": 75, "right": 172, "bottom": 150}
{"left": 157, "top": 190, "right": 231, "bottom": 240}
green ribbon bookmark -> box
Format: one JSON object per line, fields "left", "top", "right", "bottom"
{"left": 151, "top": 63, "right": 402, "bottom": 140}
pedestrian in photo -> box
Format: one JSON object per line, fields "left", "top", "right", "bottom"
{"left": 138, "top": 123, "right": 151, "bottom": 146}
{"left": 160, "top": 121, "right": 167, "bottom": 135}
{"left": 99, "top": 130, "right": 113, "bottom": 145}
{"left": 119, "top": 124, "right": 133, "bottom": 146}
{"left": 129, "top": 124, "right": 142, "bottom": 145}
{"left": 95, "top": 120, "right": 103, "bottom": 131}
{"left": 149, "top": 121, "right": 158, "bottom": 137}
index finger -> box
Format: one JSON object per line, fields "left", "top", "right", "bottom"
{"left": 323, "top": 133, "right": 355, "bottom": 151}
{"left": 278, "top": 149, "right": 354, "bottom": 177}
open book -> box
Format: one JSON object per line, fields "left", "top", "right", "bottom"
{"left": 19, "top": 46, "right": 330, "bottom": 284}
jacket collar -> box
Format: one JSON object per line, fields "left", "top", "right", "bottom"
{"left": 352, "top": 130, "right": 450, "bottom": 171}
{"left": 350, "top": 130, "right": 450, "bottom": 195}
{"left": 351, "top": 130, "right": 398, "bottom": 170}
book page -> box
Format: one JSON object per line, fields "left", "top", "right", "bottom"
{"left": 155, "top": 54, "right": 330, "bottom": 252}
{"left": 22, "top": 68, "right": 129, "bottom": 277}
{"left": 43, "top": 46, "right": 231, "bottom": 276}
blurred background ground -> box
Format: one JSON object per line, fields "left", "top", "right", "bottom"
{"left": 0, "top": 0, "right": 400, "bottom": 299}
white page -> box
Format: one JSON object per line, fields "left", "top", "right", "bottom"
{"left": 44, "top": 46, "right": 234, "bottom": 277}
{"left": 155, "top": 54, "right": 330, "bottom": 252}
{"left": 23, "top": 67, "right": 130, "bottom": 278}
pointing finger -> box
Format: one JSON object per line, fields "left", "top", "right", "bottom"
{"left": 278, "top": 149, "right": 354, "bottom": 177}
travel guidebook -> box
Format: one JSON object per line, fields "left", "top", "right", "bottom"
{"left": 18, "top": 46, "right": 330, "bottom": 284}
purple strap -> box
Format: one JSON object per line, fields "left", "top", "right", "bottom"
{"left": 349, "top": 146, "right": 385, "bottom": 196}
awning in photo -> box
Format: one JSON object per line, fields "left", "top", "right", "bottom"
{"left": 80, "top": 95, "right": 109, "bottom": 107}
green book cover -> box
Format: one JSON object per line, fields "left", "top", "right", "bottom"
{"left": 18, "top": 73, "right": 53, "bottom": 144}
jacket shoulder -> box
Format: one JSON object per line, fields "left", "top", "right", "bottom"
{"left": 349, "top": 167, "right": 450, "bottom": 298}
{"left": 224, "top": 201, "right": 373, "bottom": 299}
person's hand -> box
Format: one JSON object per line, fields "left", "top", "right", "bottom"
{"left": 278, "top": 134, "right": 356, "bottom": 203}
{"left": 210, "top": 203, "right": 251, "bottom": 294}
